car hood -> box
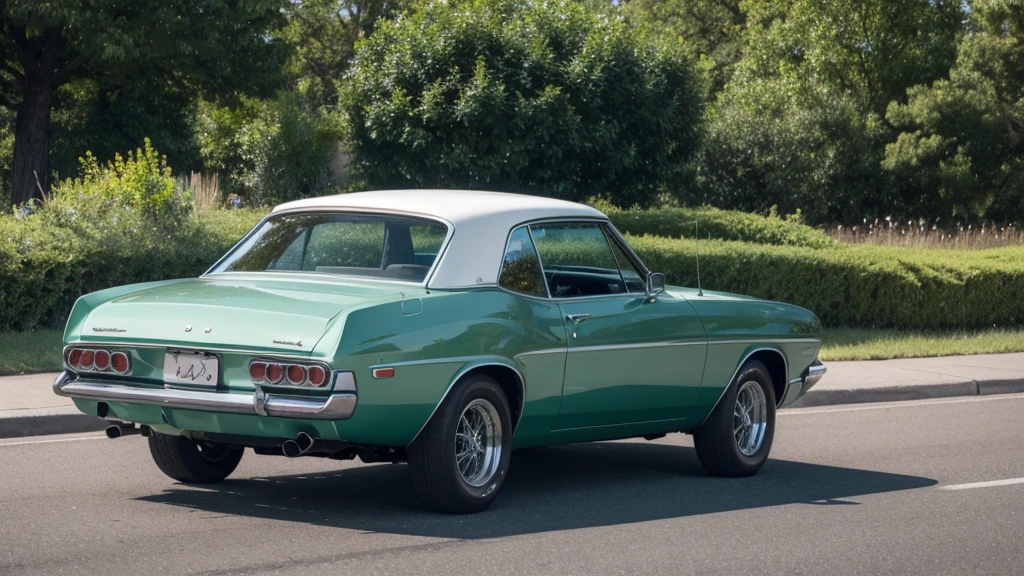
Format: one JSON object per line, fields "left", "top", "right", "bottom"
{"left": 79, "top": 275, "right": 407, "bottom": 354}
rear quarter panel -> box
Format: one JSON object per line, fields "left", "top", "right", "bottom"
{"left": 330, "top": 289, "right": 568, "bottom": 447}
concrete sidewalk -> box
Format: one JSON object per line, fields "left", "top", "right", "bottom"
{"left": 3, "top": 352, "right": 1024, "bottom": 438}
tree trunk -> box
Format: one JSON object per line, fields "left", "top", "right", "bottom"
{"left": 10, "top": 28, "right": 61, "bottom": 207}
{"left": 11, "top": 86, "right": 53, "bottom": 206}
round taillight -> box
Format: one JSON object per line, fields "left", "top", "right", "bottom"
{"left": 110, "top": 351, "right": 130, "bottom": 374}
{"left": 67, "top": 348, "right": 83, "bottom": 369}
{"left": 94, "top": 350, "right": 111, "bottom": 371}
{"left": 249, "top": 361, "right": 267, "bottom": 383}
{"left": 286, "top": 364, "right": 307, "bottom": 385}
{"left": 80, "top": 350, "right": 95, "bottom": 370}
{"left": 307, "top": 365, "right": 327, "bottom": 387}
{"left": 266, "top": 363, "right": 284, "bottom": 384}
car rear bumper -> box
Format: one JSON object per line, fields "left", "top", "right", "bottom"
{"left": 52, "top": 371, "right": 357, "bottom": 420}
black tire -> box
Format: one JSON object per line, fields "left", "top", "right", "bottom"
{"left": 693, "top": 360, "right": 776, "bottom": 477}
{"left": 147, "top": 432, "right": 244, "bottom": 483}
{"left": 408, "top": 374, "right": 513, "bottom": 514}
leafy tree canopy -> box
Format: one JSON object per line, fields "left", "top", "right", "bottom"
{"left": 340, "top": 0, "right": 703, "bottom": 207}
{"left": 884, "top": 0, "right": 1024, "bottom": 221}
{"left": 0, "top": 0, "right": 289, "bottom": 205}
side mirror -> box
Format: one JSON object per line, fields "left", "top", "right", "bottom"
{"left": 646, "top": 272, "right": 665, "bottom": 297}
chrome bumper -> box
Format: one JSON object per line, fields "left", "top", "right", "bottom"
{"left": 52, "top": 371, "right": 356, "bottom": 420}
{"left": 782, "top": 359, "right": 827, "bottom": 407}
{"left": 803, "top": 359, "right": 827, "bottom": 391}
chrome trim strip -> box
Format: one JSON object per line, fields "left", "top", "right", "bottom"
{"left": 406, "top": 361, "right": 528, "bottom": 446}
{"left": 708, "top": 338, "right": 821, "bottom": 345}
{"left": 696, "top": 346, "right": 789, "bottom": 428}
{"left": 62, "top": 341, "right": 320, "bottom": 360}
{"left": 515, "top": 348, "right": 567, "bottom": 357}
{"left": 568, "top": 340, "right": 707, "bottom": 353}
{"left": 53, "top": 371, "right": 356, "bottom": 421}
{"left": 526, "top": 225, "right": 552, "bottom": 299}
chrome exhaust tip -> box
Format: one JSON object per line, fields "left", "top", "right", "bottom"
{"left": 282, "top": 432, "right": 318, "bottom": 457}
{"left": 282, "top": 439, "right": 303, "bottom": 457}
{"left": 105, "top": 422, "right": 147, "bottom": 439}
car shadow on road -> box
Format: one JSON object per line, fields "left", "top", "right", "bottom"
{"left": 139, "top": 441, "right": 936, "bottom": 538}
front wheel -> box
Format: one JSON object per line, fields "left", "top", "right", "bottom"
{"left": 693, "top": 360, "right": 776, "bottom": 477}
{"left": 408, "top": 374, "right": 512, "bottom": 513}
{"left": 148, "top": 432, "right": 244, "bottom": 483}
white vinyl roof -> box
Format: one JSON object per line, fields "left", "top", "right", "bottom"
{"left": 274, "top": 190, "right": 609, "bottom": 289}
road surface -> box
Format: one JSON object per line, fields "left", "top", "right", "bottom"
{"left": 2, "top": 394, "right": 1023, "bottom": 575}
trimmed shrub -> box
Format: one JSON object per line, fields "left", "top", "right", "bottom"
{"left": 629, "top": 235, "right": 1024, "bottom": 329}
{"left": 0, "top": 207, "right": 264, "bottom": 331}
{"left": 605, "top": 205, "right": 836, "bottom": 249}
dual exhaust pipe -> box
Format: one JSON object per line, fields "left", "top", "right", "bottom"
{"left": 105, "top": 422, "right": 151, "bottom": 439}
{"left": 282, "top": 431, "right": 319, "bottom": 458}
{"left": 106, "top": 421, "right": 319, "bottom": 459}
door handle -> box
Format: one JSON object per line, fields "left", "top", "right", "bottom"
{"left": 566, "top": 313, "right": 591, "bottom": 325}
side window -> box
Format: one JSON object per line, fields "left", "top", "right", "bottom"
{"left": 530, "top": 222, "right": 627, "bottom": 297}
{"left": 606, "top": 231, "right": 647, "bottom": 293}
{"left": 498, "top": 226, "right": 548, "bottom": 297}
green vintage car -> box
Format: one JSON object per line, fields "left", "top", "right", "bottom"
{"left": 55, "top": 190, "right": 826, "bottom": 513}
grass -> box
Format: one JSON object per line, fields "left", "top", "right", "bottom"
{"left": 820, "top": 327, "right": 1024, "bottom": 361}
{"left": 0, "top": 327, "right": 1021, "bottom": 375}
{"left": 0, "top": 330, "right": 64, "bottom": 376}
{"left": 825, "top": 220, "right": 1023, "bottom": 249}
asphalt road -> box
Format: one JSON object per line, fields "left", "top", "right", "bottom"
{"left": 2, "top": 395, "right": 1023, "bottom": 576}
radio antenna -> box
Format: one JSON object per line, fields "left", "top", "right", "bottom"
{"left": 695, "top": 220, "right": 703, "bottom": 296}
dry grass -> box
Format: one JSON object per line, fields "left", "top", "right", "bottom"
{"left": 182, "top": 171, "right": 221, "bottom": 214}
{"left": 826, "top": 218, "right": 1023, "bottom": 249}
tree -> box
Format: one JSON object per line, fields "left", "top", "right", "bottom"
{"left": 0, "top": 0, "right": 288, "bottom": 206}
{"left": 340, "top": 0, "right": 702, "bottom": 207}
{"left": 281, "top": 0, "right": 403, "bottom": 107}
{"left": 696, "top": 0, "right": 966, "bottom": 222}
{"left": 622, "top": 0, "right": 745, "bottom": 94}
{"left": 884, "top": 0, "right": 1024, "bottom": 221}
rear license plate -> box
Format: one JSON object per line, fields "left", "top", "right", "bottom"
{"left": 163, "top": 352, "right": 219, "bottom": 387}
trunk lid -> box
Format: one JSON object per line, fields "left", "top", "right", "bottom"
{"left": 81, "top": 274, "right": 406, "bottom": 354}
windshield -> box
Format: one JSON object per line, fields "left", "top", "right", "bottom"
{"left": 210, "top": 212, "right": 449, "bottom": 283}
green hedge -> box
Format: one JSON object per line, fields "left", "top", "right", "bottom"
{"left": 606, "top": 206, "right": 836, "bottom": 249}
{"left": 0, "top": 209, "right": 265, "bottom": 331}
{"left": 3, "top": 204, "right": 1023, "bottom": 331}
{"left": 628, "top": 235, "right": 1024, "bottom": 329}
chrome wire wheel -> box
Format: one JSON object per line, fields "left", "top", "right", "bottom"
{"left": 733, "top": 380, "right": 768, "bottom": 456}
{"left": 455, "top": 398, "right": 503, "bottom": 487}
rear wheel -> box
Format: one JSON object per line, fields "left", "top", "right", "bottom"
{"left": 408, "top": 374, "right": 512, "bottom": 513}
{"left": 693, "top": 360, "right": 776, "bottom": 477}
{"left": 148, "top": 432, "right": 244, "bottom": 483}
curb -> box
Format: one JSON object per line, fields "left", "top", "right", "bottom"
{"left": 3, "top": 378, "right": 1024, "bottom": 440}
{"left": 0, "top": 406, "right": 107, "bottom": 439}
{"left": 791, "top": 377, "right": 1024, "bottom": 408}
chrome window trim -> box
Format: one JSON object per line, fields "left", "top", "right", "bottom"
{"left": 203, "top": 208, "right": 456, "bottom": 289}
{"left": 495, "top": 224, "right": 551, "bottom": 298}
{"left": 528, "top": 219, "right": 629, "bottom": 300}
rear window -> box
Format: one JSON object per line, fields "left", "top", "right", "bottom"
{"left": 211, "top": 213, "right": 449, "bottom": 283}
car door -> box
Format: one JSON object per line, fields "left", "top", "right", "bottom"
{"left": 528, "top": 221, "right": 708, "bottom": 429}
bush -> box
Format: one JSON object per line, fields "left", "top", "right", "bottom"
{"left": 340, "top": 0, "right": 702, "bottom": 207}
{"left": 629, "top": 235, "right": 1024, "bottom": 329}
{"left": 196, "top": 93, "right": 342, "bottom": 206}
{"left": 604, "top": 205, "right": 835, "bottom": 249}
{"left": 0, "top": 206, "right": 264, "bottom": 331}
{"left": 50, "top": 138, "right": 191, "bottom": 222}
